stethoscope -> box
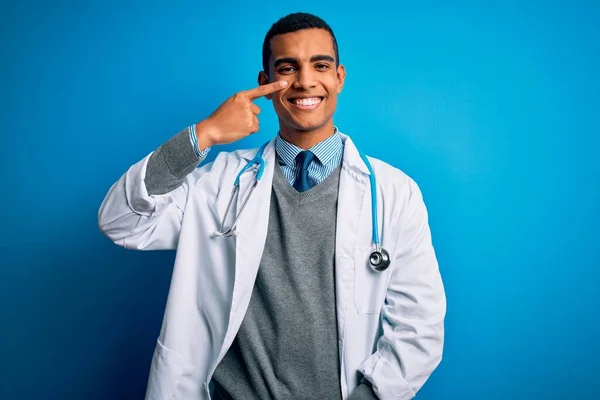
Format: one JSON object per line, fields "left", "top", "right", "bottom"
{"left": 214, "top": 141, "right": 391, "bottom": 272}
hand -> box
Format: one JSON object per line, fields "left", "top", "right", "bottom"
{"left": 195, "top": 80, "right": 289, "bottom": 150}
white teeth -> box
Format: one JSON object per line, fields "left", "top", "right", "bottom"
{"left": 294, "top": 97, "right": 321, "bottom": 106}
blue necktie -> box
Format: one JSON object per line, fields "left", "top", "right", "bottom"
{"left": 293, "top": 150, "right": 316, "bottom": 192}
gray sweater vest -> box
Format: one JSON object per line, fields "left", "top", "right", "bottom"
{"left": 211, "top": 162, "right": 343, "bottom": 400}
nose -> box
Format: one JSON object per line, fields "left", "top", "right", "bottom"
{"left": 292, "top": 67, "right": 318, "bottom": 90}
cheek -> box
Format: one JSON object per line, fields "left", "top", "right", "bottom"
{"left": 326, "top": 90, "right": 338, "bottom": 107}
{"left": 325, "top": 76, "right": 341, "bottom": 96}
{"left": 271, "top": 93, "right": 286, "bottom": 108}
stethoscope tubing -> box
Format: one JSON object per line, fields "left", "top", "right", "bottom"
{"left": 215, "top": 140, "right": 391, "bottom": 271}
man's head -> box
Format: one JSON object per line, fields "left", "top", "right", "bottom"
{"left": 262, "top": 13, "right": 340, "bottom": 74}
{"left": 259, "top": 12, "right": 346, "bottom": 140}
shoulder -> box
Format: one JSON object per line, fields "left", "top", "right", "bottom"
{"left": 185, "top": 145, "right": 260, "bottom": 185}
{"left": 339, "top": 130, "right": 422, "bottom": 200}
{"left": 363, "top": 154, "right": 420, "bottom": 197}
{"left": 201, "top": 146, "right": 258, "bottom": 169}
{"left": 361, "top": 155, "right": 430, "bottom": 230}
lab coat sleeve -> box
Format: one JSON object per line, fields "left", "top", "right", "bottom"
{"left": 359, "top": 177, "right": 446, "bottom": 400}
{"left": 98, "top": 127, "right": 212, "bottom": 251}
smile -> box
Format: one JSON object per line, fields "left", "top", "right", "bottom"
{"left": 288, "top": 97, "right": 324, "bottom": 110}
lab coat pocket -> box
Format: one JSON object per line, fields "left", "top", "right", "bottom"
{"left": 354, "top": 247, "right": 391, "bottom": 314}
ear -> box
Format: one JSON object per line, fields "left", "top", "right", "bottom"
{"left": 257, "top": 71, "right": 273, "bottom": 99}
{"left": 336, "top": 64, "right": 346, "bottom": 94}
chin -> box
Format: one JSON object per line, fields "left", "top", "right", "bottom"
{"left": 281, "top": 116, "right": 330, "bottom": 132}
{"left": 291, "top": 122, "right": 324, "bottom": 131}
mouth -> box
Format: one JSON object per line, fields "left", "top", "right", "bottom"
{"left": 287, "top": 96, "right": 324, "bottom": 110}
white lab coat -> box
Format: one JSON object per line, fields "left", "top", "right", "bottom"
{"left": 98, "top": 134, "right": 446, "bottom": 400}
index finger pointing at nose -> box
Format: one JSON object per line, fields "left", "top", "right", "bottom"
{"left": 244, "top": 80, "right": 288, "bottom": 100}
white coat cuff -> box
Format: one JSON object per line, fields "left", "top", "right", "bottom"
{"left": 359, "top": 348, "right": 416, "bottom": 400}
{"left": 124, "top": 153, "right": 163, "bottom": 217}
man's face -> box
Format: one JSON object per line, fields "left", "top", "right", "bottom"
{"left": 260, "top": 28, "right": 346, "bottom": 133}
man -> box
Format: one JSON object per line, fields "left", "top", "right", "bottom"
{"left": 98, "top": 12, "right": 445, "bottom": 400}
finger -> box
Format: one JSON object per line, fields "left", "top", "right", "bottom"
{"left": 249, "top": 115, "right": 259, "bottom": 134}
{"left": 250, "top": 103, "right": 260, "bottom": 115}
{"left": 243, "top": 80, "right": 288, "bottom": 100}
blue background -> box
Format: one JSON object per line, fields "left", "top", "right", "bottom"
{"left": 1, "top": 0, "right": 599, "bottom": 399}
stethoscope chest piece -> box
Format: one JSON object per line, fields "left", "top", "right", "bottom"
{"left": 369, "top": 247, "right": 390, "bottom": 271}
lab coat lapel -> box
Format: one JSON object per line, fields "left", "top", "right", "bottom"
{"left": 334, "top": 134, "right": 371, "bottom": 397}
{"left": 335, "top": 135, "right": 371, "bottom": 257}
{"left": 218, "top": 139, "right": 277, "bottom": 359}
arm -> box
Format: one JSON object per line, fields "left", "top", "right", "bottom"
{"left": 97, "top": 125, "right": 210, "bottom": 250}
{"left": 98, "top": 80, "right": 289, "bottom": 251}
{"left": 359, "top": 177, "right": 446, "bottom": 399}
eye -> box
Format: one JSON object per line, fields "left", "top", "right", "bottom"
{"left": 315, "top": 64, "right": 331, "bottom": 71}
{"left": 278, "top": 66, "right": 297, "bottom": 74}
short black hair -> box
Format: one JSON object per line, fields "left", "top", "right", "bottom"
{"left": 262, "top": 12, "right": 339, "bottom": 76}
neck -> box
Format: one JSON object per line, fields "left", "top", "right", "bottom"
{"left": 278, "top": 120, "right": 335, "bottom": 150}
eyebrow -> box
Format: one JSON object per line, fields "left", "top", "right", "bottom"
{"left": 273, "top": 55, "right": 336, "bottom": 68}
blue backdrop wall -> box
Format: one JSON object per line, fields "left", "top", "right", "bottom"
{"left": 1, "top": 1, "right": 599, "bottom": 399}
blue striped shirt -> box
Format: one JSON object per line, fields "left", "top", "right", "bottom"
{"left": 275, "top": 128, "right": 344, "bottom": 187}
{"left": 189, "top": 124, "right": 211, "bottom": 159}
{"left": 189, "top": 125, "right": 344, "bottom": 186}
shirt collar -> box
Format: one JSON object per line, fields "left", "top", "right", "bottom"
{"left": 275, "top": 126, "right": 343, "bottom": 167}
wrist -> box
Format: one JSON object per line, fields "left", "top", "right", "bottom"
{"left": 195, "top": 120, "right": 216, "bottom": 150}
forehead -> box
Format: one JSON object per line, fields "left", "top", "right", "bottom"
{"left": 269, "top": 28, "right": 335, "bottom": 62}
